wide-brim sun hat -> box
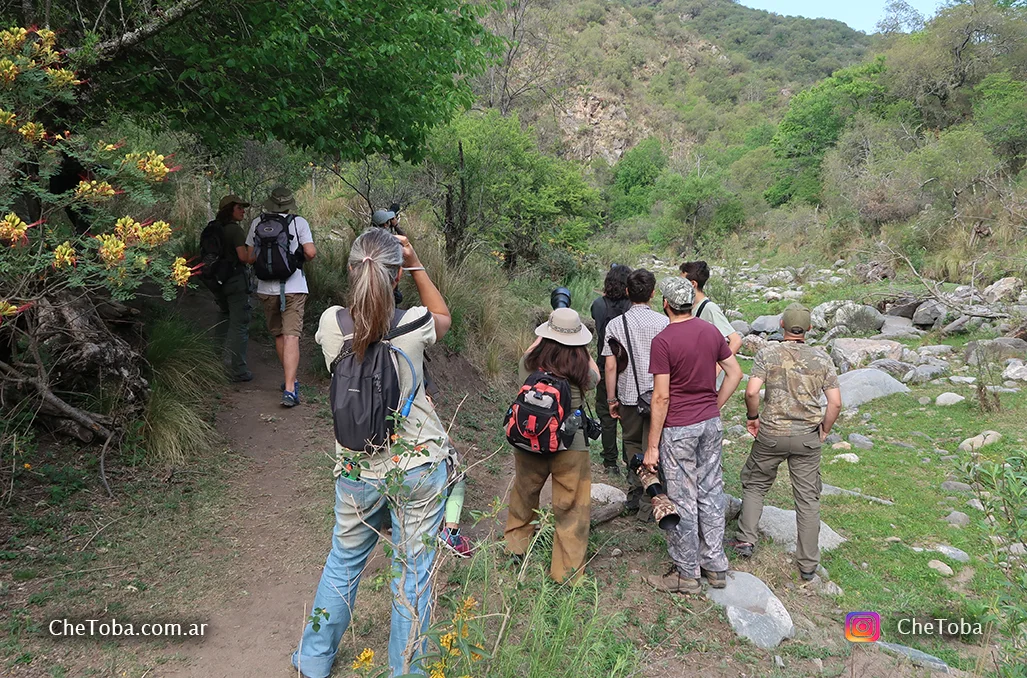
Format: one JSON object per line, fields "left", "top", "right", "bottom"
{"left": 534, "top": 307, "right": 592, "bottom": 347}
{"left": 262, "top": 186, "right": 297, "bottom": 213}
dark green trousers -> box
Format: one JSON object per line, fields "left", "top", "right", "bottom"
{"left": 618, "top": 404, "right": 650, "bottom": 516}
{"left": 209, "top": 273, "right": 251, "bottom": 379}
{"left": 595, "top": 378, "right": 622, "bottom": 467}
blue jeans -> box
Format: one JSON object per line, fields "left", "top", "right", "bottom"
{"left": 292, "top": 462, "right": 447, "bottom": 678}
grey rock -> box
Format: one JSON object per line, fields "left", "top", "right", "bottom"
{"left": 886, "top": 297, "right": 923, "bottom": 319}
{"left": 838, "top": 368, "right": 911, "bottom": 408}
{"left": 927, "top": 559, "right": 954, "bottom": 576}
{"left": 919, "top": 344, "right": 954, "bottom": 357}
{"left": 730, "top": 320, "right": 751, "bottom": 336}
{"left": 912, "top": 299, "right": 951, "bottom": 328}
{"left": 821, "top": 483, "right": 894, "bottom": 505}
{"left": 751, "top": 315, "right": 783, "bottom": 334}
{"left": 727, "top": 424, "right": 746, "bottom": 438}
{"left": 831, "top": 338, "right": 905, "bottom": 372}
{"left": 590, "top": 502, "right": 624, "bottom": 524}
{"left": 967, "top": 498, "right": 985, "bottom": 511}
{"left": 591, "top": 483, "right": 628, "bottom": 504}
{"left": 940, "top": 480, "right": 973, "bottom": 493}
{"left": 811, "top": 300, "right": 847, "bottom": 330}
{"left": 940, "top": 455, "right": 958, "bottom": 462}
{"left": 848, "top": 433, "right": 874, "bottom": 450}
{"left": 758, "top": 505, "right": 846, "bottom": 553}
{"left": 943, "top": 511, "right": 970, "bottom": 527}
{"left": 726, "top": 309, "right": 744, "bottom": 320}
{"left": 774, "top": 655, "right": 785, "bottom": 669}
{"left": 983, "top": 276, "right": 1024, "bottom": 303}
{"left": 904, "top": 362, "right": 950, "bottom": 384}
{"left": 918, "top": 396, "right": 931, "bottom": 405}
{"left": 935, "top": 392, "right": 966, "bottom": 406}
{"left": 706, "top": 571, "right": 795, "bottom": 649}
{"left": 875, "top": 641, "right": 950, "bottom": 673}
{"left": 815, "top": 579, "right": 844, "bottom": 597}
{"left": 1003, "top": 362, "right": 1027, "bottom": 382}
{"left": 868, "top": 358, "right": 915, "bottom": 378}
{"left": 741, "top": 333, "right": 767, "bottom": 357}
{"left": 966, "top": 338, "right": 1027, "bottom": 365}
{"left": 934, "top": 544, "right": 970, "bottom": 563}
{"left": 877, "top": 315, "right": 924, "bottom": 339}
{"left": 949, "top": 376, "right": 976, "bottom": 385}
{"left": 958, "top": 430, "right": 1002, "bottom": 453}
{"left": 818, "top": 325, "right": 849, "bottom": 345}
{"left": 824, "top": 433, "right": 842, "bottom": 445}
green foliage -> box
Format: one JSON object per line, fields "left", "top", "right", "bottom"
{"left": 607, "top": 138, "right": 668, "bottom": 220}
{"left": 974, "top": 72, "right": 1027, "bottom": 170}
{"left": 427, "top": 110, "right": 601, "bottom": 266}
{"left": 20, "top": 0, "right": 500, "bottom": 160}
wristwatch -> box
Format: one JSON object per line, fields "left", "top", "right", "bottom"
{"left": 607, "top": 398, "right": 619, "bottom": 404}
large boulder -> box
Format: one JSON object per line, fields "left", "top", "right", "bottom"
{"left": 751, "top": 314, "right": 782, "bottom": 334}
{"left": 885, "top": 297, "right": 923, "bottom": 319}
{"left": 758, "top": 505, "right": 847, "bottom": 553}
{"left": 838, "top": 368, "right": 911, "bottom": 408}
{"left": 835, "top": 303, "right": 886, "bottom": 334}
{"left": 731, "top": 320, "right": 751, "bottom": 336}
{"left": 831, "top": 338, "right": 904, "bottom": 372}
{"left": 741, "top": 333, "right": 767, "bottom": 357}
{"left": 853, "top": 260, "right": 896, "bottom": 283}
{"left": 903, "top": 360, "right": 951, "bottom": 384}
{"left": 706, "top": 571, "right": 794, "bottom": 649}
{"left": 877, "top": 315, "right": 923, "bottom": 339}
{"left": 811, "top": 300, "right": 847, "bottom": 331}
{"left": 965, "top": 338, "right": 1027, "bottom": 365}
{"left": 983, "top": 277, "right": 1024, "bottom": 304}
{"left": 912, "top": 299, "right": 951, "bottom": 328}
{"left": 867, "top": 358, "right": 916, "bottom": 378}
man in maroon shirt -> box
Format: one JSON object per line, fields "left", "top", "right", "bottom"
{"left": 644, "top": 277, "right": 743, "bottom": 594}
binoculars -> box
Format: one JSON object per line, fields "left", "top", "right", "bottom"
{"left": 629, "top": 453, "right": 681, "bottom": 530}
{"left": 550, "top": 287, "right": 572, "bottom": 310}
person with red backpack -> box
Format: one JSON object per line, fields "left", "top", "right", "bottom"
{"left": 245, "top": 187, "right": 317, "bottom": 407}
{"left": 504, "top": 308, "right": 600, "bottom": 583}
{"left": 293, "top": 227, "right": 452, "bottom": 678}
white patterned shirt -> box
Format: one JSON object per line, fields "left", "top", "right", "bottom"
{"left": 601, "top": 304, "right": 668, "bottom": 405}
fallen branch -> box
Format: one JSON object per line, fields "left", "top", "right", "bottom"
{"left": 885, "top": 245, "right": 1009, "bottom": 320}
{"left": 0, "top": 360, "right": 114, "bottom": 440}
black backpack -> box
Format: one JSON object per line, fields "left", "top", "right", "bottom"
{"left": 330, "top": 308, "right": 432, "bottom": 453}
{"left": 504, "top": 370, "right": 575, "bottom": 454}
{"left": 253, "top": 213, "right": 301, "bottom": 282}
{"left": 198, "top": 220, "right": 237, "bottom": 284}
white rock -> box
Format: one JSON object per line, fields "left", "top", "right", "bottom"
{"left": 934, "top": 544, "right": 970, "bottom": 563}
{"left": 1003, "top": 362, "right": 1027, "bottom": 382}
{"left": 983, "top": 277, "right": 1024, "bottom": 304}
{"left": 958, "top": 431, "right": 1002, "bottom": 453}
{"left": 706, "top": 571, "right": 794, "bottom": 649}
{"left": 832, "top": 453, "right": 860, "bottom": 464}
{"left": 927, "top": 559, "right": 954, "bottom": 577}
{"left": 758, "top": 505, "right": 846, "bottom": 552}
{"left": 591, "top": 483, "right": 628, "bottom": 504}
{"left": 935, "top": 392, "right": 965, "bottom": 406}
{"left": 831, "top": 338, "right": 904, "bottom": 372}
{"left": 831, "top": 441, "right": 851, "bottom": 450}
{"left": 837, "top": 368, "right": 911, "bottom": 408}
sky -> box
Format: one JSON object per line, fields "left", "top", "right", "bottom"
{"left": 740, "top": 0, "right": 947, "bottom": 34}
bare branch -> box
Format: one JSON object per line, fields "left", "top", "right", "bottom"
{"left": 67, "top": 0, "right": 207, "bottom": 63}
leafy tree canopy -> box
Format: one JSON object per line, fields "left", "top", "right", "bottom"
{"left": 4, "top": 0, "right": 500, "bottom": 161}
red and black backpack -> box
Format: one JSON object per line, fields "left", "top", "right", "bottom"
{"left": 504, "top": 370, "right": 575, "bottom": 454}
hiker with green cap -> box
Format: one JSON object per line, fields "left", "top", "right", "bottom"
{"left": 730, "top": 302, "right": 842, "bottom": 582}
{"left": 245, "top": 187, "right": 317, "bottom": 407}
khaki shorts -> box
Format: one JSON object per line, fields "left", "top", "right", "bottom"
{"left": 258, "top": 293, "right": 307, "bottom": 337}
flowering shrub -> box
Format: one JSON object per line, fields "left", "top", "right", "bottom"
{"left": 0, "top": 25, "right": 191, "bottom": 324}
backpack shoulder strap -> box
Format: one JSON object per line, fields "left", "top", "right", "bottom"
{"left": 695, "top": 299, "right": 710, "bottom": 319}
{"left": 330, "top": 308, "right": 431, "bottom": 371}
{"left": 385, "top": 308, "right": 432, "bottom": 341}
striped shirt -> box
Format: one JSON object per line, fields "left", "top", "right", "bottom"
{"left": 601, "top": 304, "right": 669, "bottom": 405}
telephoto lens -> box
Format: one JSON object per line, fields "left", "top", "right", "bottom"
{"left": 629, "top": 454, "right": 681, "bottom": 530}
{"left": 550, "top": 287, "right": 572, "bottom": 310}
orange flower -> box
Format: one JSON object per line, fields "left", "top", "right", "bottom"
{"left": 391, "top": 455, "right": 401, "bottom": 464}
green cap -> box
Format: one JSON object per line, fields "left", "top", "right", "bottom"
{"left": 782, "top": 303, "right": 811, "bottom": 334}
{"left": 658, "top": 276, "right": 695, "bottom": 312}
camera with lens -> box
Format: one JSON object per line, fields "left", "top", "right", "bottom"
{"left": 628, "top": 453, "right": 680, "bottom": 530}
{"left": 550, "top": 287, "right": 572, "bottom": 310}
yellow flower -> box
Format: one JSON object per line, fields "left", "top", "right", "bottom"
{"left": 0, "top": 28, "right": 27, "bottom": 53}
{"left": 114, "top": 216, "right": 142, "bottom": 243}
{"left": 351, "top": 647, "right": 375, "bottom": 670}
{"left": 96, "top": 233, "right": 126, "bottom": 268}
{"left": 139, "top": 220, "right": 172, "bottom": 247}
{"left": 23, "top": 463, "right": 31, "bottom": 470}
{"left": 440, "top": 631, "right": 458, "bottom": 653}
{"left": 0, "top": 58, "right": 18, "bottom": 85}
{"left": 74, "top": 180, "right": 117, "bottom": 201}
{"left": 125, "top": 150, "right": 174, "bottom": 181}
{"left": 0, "top": 300, "right": 18, "bottom": 317}
{"left": 0, "top": 212, "right": 29, "bottom": 245}
{"left": 0, "top": 108, "right": 15, "bottom": 128}
{"left": 46, "top": 68, "right": 82, "bottom": 89}
{"left": 134, "top": 255, "right": 149, "bottom": 271}
{"left": 18, "top": 121, "right": 44, "bottom": 143}
{"left": 53, "top": 241, "right": 76, "bottom": 269}
{"left": 36, "top": 28, "right": 56, "bottom": 51}
{"left": 171, "top": 257, "right": 194, "bottom": 286}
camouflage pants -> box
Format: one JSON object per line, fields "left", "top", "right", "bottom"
{"left": 659, "top": 417, "right": 729, "bottom": 579}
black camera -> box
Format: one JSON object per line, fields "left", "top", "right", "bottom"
{"left": 628, "top": 453, "right": 680, "bottom": 530}
{"left": 551, "top": 287, "right": 572, "bottom": 310}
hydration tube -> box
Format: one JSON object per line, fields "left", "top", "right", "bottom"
{"left": 390, "top": 345, "right": 420, "bottom": 418}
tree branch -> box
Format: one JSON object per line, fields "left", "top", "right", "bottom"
{"left": 67, "top": 0, "right": 206, "bottom": 62}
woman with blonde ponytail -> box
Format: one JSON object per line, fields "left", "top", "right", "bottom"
{"left": 294, "top": 228, "right": 453, "bottom": 678}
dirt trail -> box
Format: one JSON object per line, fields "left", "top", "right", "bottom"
{"left": 163, "top": 333, "right": 335, "bottom": 678}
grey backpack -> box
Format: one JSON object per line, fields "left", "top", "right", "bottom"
{"left": 329, "top": 309, "right": 432, "bottom": 453}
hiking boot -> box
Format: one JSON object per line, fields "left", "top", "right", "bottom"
{"left": 439, "top": 527, "right": 473, "bottom": 558}
{"left": 727, "top": 539, "right": 754, "bottom": 559}
{"left": 701, "top": 568, "right": 727, "bottom": 589}
{"left": 281, "top": 390, "right": 299, "bottom": 407}
{"left": 645, "top": 567, "right": 701, "bottom": 594}
{"left": 231, "top": 371, "right": 254, "bottom": 383}
{"left": 604, "top": 464, "right": 621, "bottom": 477}
{"left": 800, "top": 568, "right": 817, "bottom": 582}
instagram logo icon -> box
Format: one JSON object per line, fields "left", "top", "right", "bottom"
{"left": 845, "top": 612, "right": 881, "bottom": 642}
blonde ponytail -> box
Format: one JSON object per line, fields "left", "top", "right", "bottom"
{"left": 348, "top": 228, "right": 403, "bottom": 361}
